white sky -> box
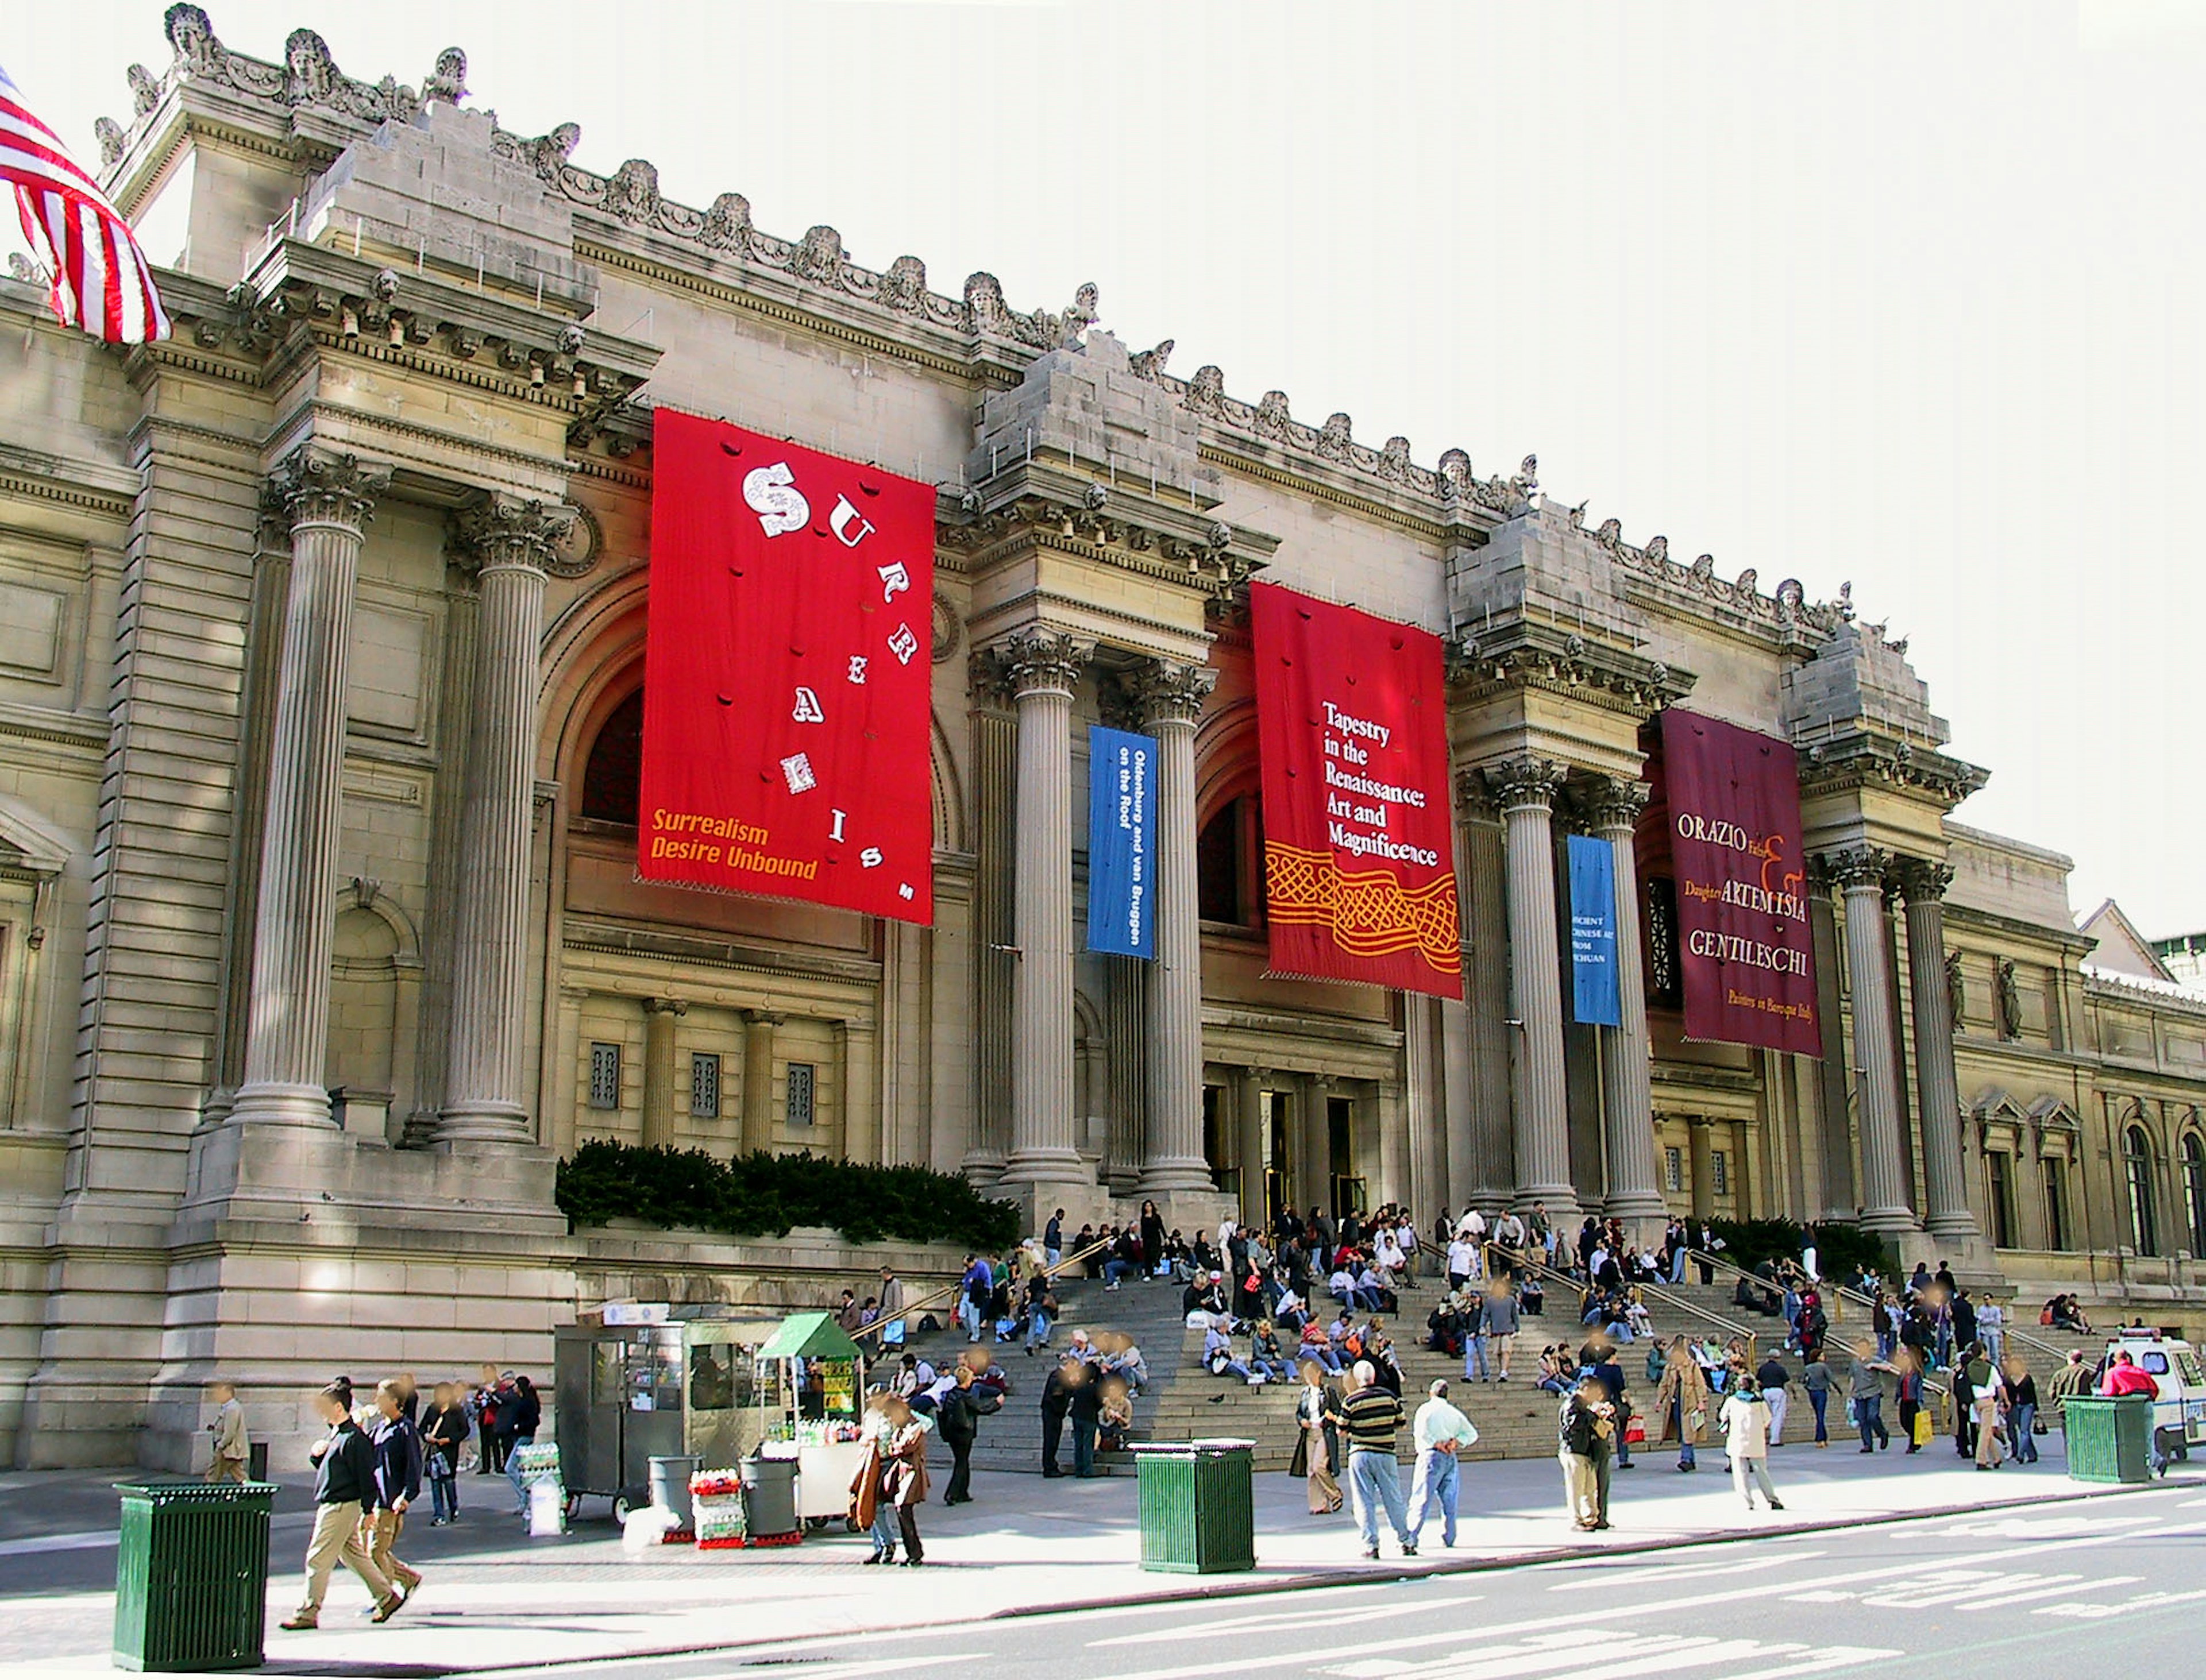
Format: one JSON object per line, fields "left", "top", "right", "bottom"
{"left": 8, "top": 1, "right": 2203, "bottom": 933}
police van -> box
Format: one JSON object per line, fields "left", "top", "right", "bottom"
{"left": 2104, "top": 1328, "right": 2206, "bottom": 1462}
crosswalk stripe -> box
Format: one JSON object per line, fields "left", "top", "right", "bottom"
{"left": 1090, "top": 1600, "right": 1421, "bottom": 1646}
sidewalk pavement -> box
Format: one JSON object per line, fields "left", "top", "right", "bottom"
{"left": 0, "top": 1434, "right": 2190, "bottom": 1677}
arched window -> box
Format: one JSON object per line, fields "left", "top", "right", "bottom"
{"left": 1197, "top": 795, "right": 1264, "bottom": 926}
{"left": 2183, "top": 1131, "right": 2206, "bottom": 1258}
{"left": 579, "top": 689, "right": 645, "bottom": 825}
{"left": 2124, "top": 1124, "right": 2158, "bottom": 1256}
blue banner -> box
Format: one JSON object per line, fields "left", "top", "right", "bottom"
{"left": 1568, "top": 833, "right": 1621, "bottom": 1027}
{"left": 1086, "top": 726, "right": 1155, "bottom": 959}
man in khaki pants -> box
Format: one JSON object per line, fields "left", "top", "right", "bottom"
{"left": 365, "top": 1380, "right": 425, "bottom": 1600}
{"left": 203, "top": 1380, "right": 249, "bottom": 1483}
{"left": 281, "top": 1383, "right": 400, "bottom": 1629}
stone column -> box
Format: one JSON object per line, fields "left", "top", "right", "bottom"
{"left": 740, "top": 1010, "right": 780, "bottom": 1154}
{"left": 1236, "top": 1066, "right": 1268, "bottom": 1215}
{"left": 1300, "top": 1073, "right": 1332, "bottom": 1215}
{"left": 1688, "top": 1118, "right": 1715, "bottom": 1220}
{"left": 1585, "top": 777, "right": 1667, "bottom": 1234}
{"left": 639, "top": 998, "right": 687, "bottom": 1148}
{"left": 1455, "top": 776, "right": 1514, "bottom": 1210}
{"left": 1899, "top": 859, "right": 1977, "bottom": 1241}
{"left": 1137, "top": 660, "right": 1218, "bottom": 1193}
{"left": 1829, "top": 846, "right": 1920, "bottom": 1234}
{"left": 230, "top": 449, "right": 392, "bottom": 1129}
{"left": 994, "top": 631, "right": 1092, "bottom": 1188}
{"left": 1485, "top": 755, "right": 1577, "bottom": 1217}
{"left": 437, "top": 492, "right": 574, "bottom": 1144}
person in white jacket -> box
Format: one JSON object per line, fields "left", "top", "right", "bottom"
{"left": 1718, "top": 1384, "right": 1785, "bottom": 1512}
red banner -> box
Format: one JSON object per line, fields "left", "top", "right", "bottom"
{"left": 638, "top": 411, "right": 934, "bottom": 924}
{"left": 1252, "top": 583, "right": 1460, "bottom": 998}
{"left": 1657, "top": 709, "right": 1818, "bottom": 1055}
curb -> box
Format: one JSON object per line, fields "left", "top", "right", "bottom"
{"left": 443, "top": 1470, "right": 2202, "bottom": 1674}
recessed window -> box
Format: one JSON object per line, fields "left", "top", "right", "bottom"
{"left": 785, "top": 1062, "right": 816, "bottom": 1129}
{"left": 588, "top": 1042, "right": 622, "bottom": 1111}
{"left": 580, "top": 689, "right": 644, "bottom": 825}
{"left": 689, "top": 1052, "right": 721, "bottom": 1120}
{"left": 1664, "top": 1146, "right": 1683, "bottom": 1193}
{"left": 1711, "top": 1150, "right": 1729, "bottom": 1197}
{"left": 2126, "top": 1124, "right": 2158, "bottom": 1255}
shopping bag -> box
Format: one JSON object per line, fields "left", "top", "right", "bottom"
{"left": 1911, "top": 1410, "right": 1934, "bottom": 1448}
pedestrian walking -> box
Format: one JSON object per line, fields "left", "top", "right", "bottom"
{"left": 1291, "top": 1360, "right": 1344, "bottom": 1514}
{"left": 877, "top": 1266, "right": 908, "bottom": 1351}
{"left": 1654, "top": 1338, "right": 1710, "bottom": 1472}
{"left": 204, "top": 1380, "right": 249, "bottom": 1483}
{"left": 1557, "top": 1380, "right": 1605, "bottom": 1531}
{"left": 878, "top": 1394, "right": 930, "bottom": 1565}
{"left": 936, "top": 1362, "right": 1000, "bottom": 1504}
{"left": 1848, "top": 1343, "right": 1895, "bottom": 1451}
{"left": 1483, "top": 1281, "right": 1521, "bottom": 1381}
{"left": 471, "top": 1364, "right": 508, "bottom": 1477}
{"left": 1802, "top": 1351, "right": 1833, "bottom": 1446}
{"left": 2003, "top": 1357, "right": 2041, "bottom": 1464}
{"left": 1340, "top": 1360, "right": 1417, "bottom": 1559}
{"left": 1756, "top": 1351, "right": 1791, "bottom": 1447}
{"left": 1718, "top": 1382, "right": 1784, "bottom": 1512}
{"left": 280, "top": 1382, "right": 400, "bottom": 1629}
{"left": 1895, "top": 1354, "right": 1930, "bottom": 1453}
{"left": 1966, "top": 1347, "right": 2006, "bottom": 1470}
{"left": 851, "top": 1392, "right": 903, "bottom": 1565}
{"left": 1408, "top": 1378, "right": 1479, "bottom": 1547}
{"left": 365, "top": 1380, "right": 425, "bottom": 1605}
{"left": 1067, "top": 1355, "right": 1103, "bottom": 1478}
{"left": 421, "top": 1382, "right": 468, "bottom": 1524}
{"left": 1039, "top": 1356, "right": 1073, "bottom": 1477}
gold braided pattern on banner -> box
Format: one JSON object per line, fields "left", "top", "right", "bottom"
{"left": 1264, "top": 841, "right": 1460, "bottom": 975}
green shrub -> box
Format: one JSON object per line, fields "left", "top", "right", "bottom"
{"left": 1704, "top": 1216, "right": 1892, "bottom": 1282}
{"left": 556, "top": 1140, "right": 1021, "bottom": 1253}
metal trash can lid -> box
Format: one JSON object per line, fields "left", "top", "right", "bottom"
{"left": 1128, "top": 1438, "right": 1256, "bottom": 1454}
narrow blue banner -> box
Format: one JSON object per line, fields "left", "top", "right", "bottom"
{"left": 1086, "top": 726, "right": 1156, "bottom": 959}
{"left": 1568, "top": 833, "right": 1621, "bottom": 1027}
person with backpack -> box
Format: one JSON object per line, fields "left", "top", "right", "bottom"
{"left": 1718, "top": 1381, "right": 1784, "bottom": 1512}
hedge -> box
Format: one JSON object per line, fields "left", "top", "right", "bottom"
{"left": 556, "top": 1140, "right": 1022, "bottom": 1253}
{"left": 1702, "top": 1216, "right": 1893, "bottom": 1282}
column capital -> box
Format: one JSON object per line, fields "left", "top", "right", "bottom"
{"left": 1131, "top": 659, "right": 1219, "bottom": 728}
{"left": 642, "top": 997, "right": 689, "bottom": 1018}
{"left": 449, "top": 489, "right": 580, "bottom": 577}
{"left": 1452, "top": 769, "right": 1501, "bottom": 825}
{"left": 741, "top": 1007, "right": 785, "bottom": 1028}
{"left": 1577, "top": 775, "right": 1651, "bottom": 835}
{"left": 264, "top": 446, "right": 392, "bottom": 536}
{"left": 974, "top": 628, "right": 1093, "bottom": 702}
{"left": 1482, "top": 754, "right": 1567, "bottom": 814}
{"left": 1821, "top": 843, "right": 1892, "bottom": 893}
{"left": 1892, "top": 855, "right": 1955, "bottom": 905}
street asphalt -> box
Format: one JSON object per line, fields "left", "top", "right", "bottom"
{"left": 512, "top": 1486, "right": 2206, "bottom": 1680}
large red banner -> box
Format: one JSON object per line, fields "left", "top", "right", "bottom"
{"left": 1251, "top": 583, "right": 1461, "bottom": 998}
{"left": 639, "top": 411, "right": 934, "bottom": 924}
{"left": 1657, "top": 709, "right": 1818, "bottom": 1055}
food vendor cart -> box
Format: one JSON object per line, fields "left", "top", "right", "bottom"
{"left": 753, "top": 1311, "right": 869, "bottom": 1526}
{"left": 554, "top": 1307, "right": 778, "bottom": 1520}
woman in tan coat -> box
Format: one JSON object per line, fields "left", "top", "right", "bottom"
{"left": 1653, "top": 1338, "right": 1711, "bottom": 1473}
{"left": 1289, "top": 1360, "right": 1344, "bottom": 1514}
{"left": 878, "top": 1395, "right": 930, "bottom": 1566}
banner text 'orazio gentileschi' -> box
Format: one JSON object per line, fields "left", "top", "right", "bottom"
{"left": 1252, "top": 582, "right": 1460, "bottom": 999}
{"left": 638, "top": 411, "right": 934, "bottom": 924}
{"left": 1657, "top": 708, "right": 1818, "bottom": 1055}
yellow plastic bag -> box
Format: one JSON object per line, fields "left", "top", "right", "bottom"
{"left": 1911, "top": 1409, "right": 1934, "bottom": 1448}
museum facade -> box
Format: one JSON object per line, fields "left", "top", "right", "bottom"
{"left": 1, "top": 8, "right": 2203, "bottom": 1466}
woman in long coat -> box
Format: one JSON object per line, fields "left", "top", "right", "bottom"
{"left": 879, "top": 1396, "right": 930, "bottom": 1565}
{"left": 849, "top": 1392, "right": 900, "bottom": 1564}
{"left": 1653, "top": 1338, "right": 1711, "bottom": 1473}
{"left": 1289, "top": 1359, "right": 1343, "bottom": 1514}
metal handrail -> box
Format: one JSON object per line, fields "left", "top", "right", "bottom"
{"left": 849, "top": 1233, "right": 1115, "bottom": 1345}
{"left": 1482, "top": 1241, "right": 1758, "bottom": 1350}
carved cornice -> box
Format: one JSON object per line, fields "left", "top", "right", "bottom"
{"left": 1449, "top": 618, "right": 1694, "bottom": 720}
{"left": 973, "top": 629, "right": 1092, "bottom": 703}
{"left": 1586, "top": 517, "right": 1855, "bottom": 640}
{"left": 1131, "top": 660, "right": 1219, "bottom": 728}
{"left": 1795, "top": 730, "right": 1989, "bottom": 811}
{"left": 1821, "top": 844, "right": 1892, "bottom": 894}
{"left": 1482, "top": 755, "right": 1568, "bottom": 814}
{"left": 263, "top": 446, "right": 391, "bottom": 536}
{"left": 938, "top": 467, "right": 1274, "bottom": 600}
{"left": 448, "top": 490, "right": 583, "bottom": 578}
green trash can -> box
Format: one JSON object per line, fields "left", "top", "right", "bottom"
{"left": 1132, "top": 1439, "right": 1256, "bottom": 1574}
{"left": 2064, "top": 1395, "right": 2155, "bottom": 1484}
{"left": 113, "top": 1479, "right": 276, "bottom": 1671}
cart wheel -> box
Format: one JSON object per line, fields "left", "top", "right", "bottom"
{"left": 844, "top": 1517, "right": 860, "bottom": 1534}
{"left": 611, "top": 1492, "right": 635, "bottom": 1523}
{"left": 805, "top": 1515, "right": 830, "bottom": 1531}
{"left": 564, "top": 1493, "right": 583, "bottom": 1520}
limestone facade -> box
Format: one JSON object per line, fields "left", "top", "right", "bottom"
{"left": 1, "top": 9, "right": 2203, "bottom": 1467}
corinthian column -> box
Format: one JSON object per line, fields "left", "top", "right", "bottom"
{"left": 1584, "top": 777, "right": 1667, "bottom": 1234}
{"left": 1829, "top": 845, "right": 1919, "bottom": 1234}
{"left": 992, "top": 631, "right": 1092, "bottom": 1187}
{"left": 1486, "top": 755, "right": 1577, "bottom": 1218}
{"left": 1453, "top": 775, "right": 1514, "bottom": 1210}
{"left": 1898, "top": 858, "right": 1976, "bottom": 1240}
{"left": 1136, "top": 659, "right": 1218, "bottom": 1193}
{"left": 230, "top": 448, "right": 392, "bottom": 1129}
{"left": 438, "top": 492, "right": 575, "bottom": 1144}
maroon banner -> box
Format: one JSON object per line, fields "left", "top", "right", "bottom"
{"left": 1657, "top": 709, "right": 1818, "bottom": 1055}
{"left": 638, "top": 411, "right": 934, "bottom": 924}
{"left": 1252, "top": 583, "right": 1461, "bottom": 999}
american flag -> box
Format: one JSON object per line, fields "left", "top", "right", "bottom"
{"left": 1, "top": 62, "right": 169, "bottom": 345}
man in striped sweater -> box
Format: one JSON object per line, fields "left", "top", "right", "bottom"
{"left": 1340, "top": 1360, "right": 1417, "bottom": 1559}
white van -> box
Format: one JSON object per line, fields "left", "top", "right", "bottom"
{"left": 2103, "top": 1328, "right": 2206, "bottom": 1462}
